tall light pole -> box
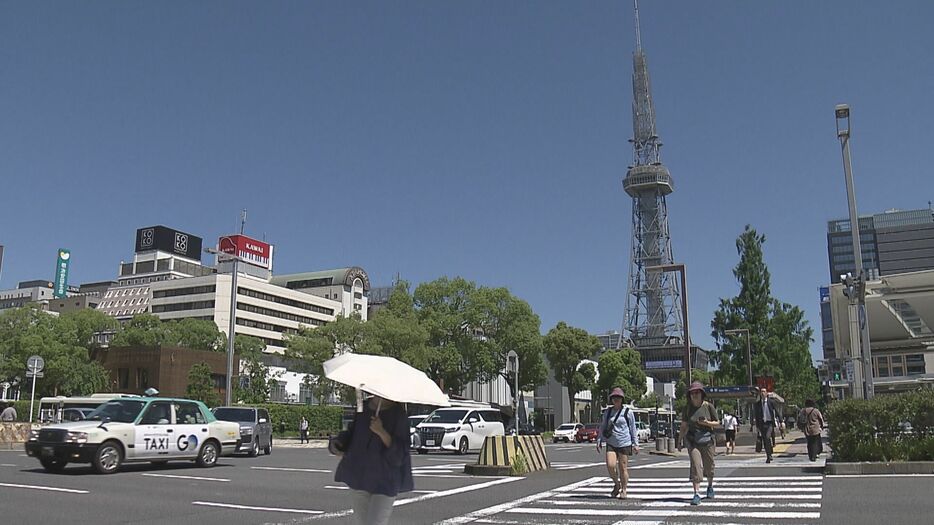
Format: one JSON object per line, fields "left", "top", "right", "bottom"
{"left": 507, "top": 350, "right": 519, "bottom": 432}
{"left": 724, "top": 328, "right": 753, "bottom": 386}
{"left": 645, "top": 263, "right": 691, "bottom": 385}
{"left": 835, "top": 104, "right": 874, "bottom": 399}
{"left": 205, "top": 243, "right": 245, "bottom": 406}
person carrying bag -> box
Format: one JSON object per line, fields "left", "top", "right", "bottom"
{"left": 677, "top": 382, "right": 719, "bottom": 506}
{"left": 596, "top": 387, "right": 639, "bottom": 500}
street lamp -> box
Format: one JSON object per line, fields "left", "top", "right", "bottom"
{"left": 645, "top": 263, "right": 691, "bottom": 384}
{"left": 507, "top": 350, "right": 519, "bottom": 432}
{"left": 205, "top": 242, "right": 246, "bottom": 406}
{"left": 835, "top": 104, "right": 874, "bottom": 399}
{"left": 724, "top": 328, "right": 753, "bottom": 387}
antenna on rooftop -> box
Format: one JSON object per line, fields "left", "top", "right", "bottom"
{"left": 240, "top": 209, "right": 247, "bottom": 235}
{"left": 633, "top": 0, "right": 643, "bottom": 52}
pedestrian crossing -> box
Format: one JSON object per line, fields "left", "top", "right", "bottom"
{"left": 441, "top": 474, "right": 824, "bottom": 524}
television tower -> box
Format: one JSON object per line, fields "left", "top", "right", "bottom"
{"left": 621, "top": 1, "right": 684, "bottom": 350}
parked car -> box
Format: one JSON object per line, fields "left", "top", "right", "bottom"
{"left": 416, "top": 407, "right": 505, "bottom": 455}
{"left": 212, "top": 406, "right": 273, "bottom": 457}
{"left": 553, "top": 423, "right": 583, "bottom": 443}
{"left": 26, "top": 397, "right": 240, "bottom": 474}
{"left": 409, "top": 415, "right": 428, "bottom": 448}
{"left": 575, "top": 424, "right": 601, "bottom": 443}
{"left": 635, "top": 421, "right": 651, "bottom": 442}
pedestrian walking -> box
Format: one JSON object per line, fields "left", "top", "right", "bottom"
{"left": 333, "top": 395, "right": 413, "bottom": 525}
{"left": 299, "top": 416, "right": 309, "bottom": 444}
{"left": 721, "top": 411, "right": 737, "bottom": 455}
{"left": 0, "top": 403, "right": 16, "bottom": 422}
{"left": 796, "top": 399, "right": 825, "bottom": 462}
{"left": 677, "top": 382, "right": 718, "bottom": 506}
{"left": 751, "top": 387, "right": 780, "bottom": 463}
{"left": 596, "top": 387, "right": 639, "bottom": 500}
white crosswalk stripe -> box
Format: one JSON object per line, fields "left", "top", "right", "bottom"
{"left": 443, "top": 474, "right": 825, "bottom": 524}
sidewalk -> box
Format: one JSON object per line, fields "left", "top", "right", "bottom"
{"left": 274, "top": 436, "right": 329, "bottom": 449}
{"left": 649, "top": 429, "right": 827, "bottom": 461}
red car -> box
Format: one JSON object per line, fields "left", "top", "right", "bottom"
{"left": 576, "top": 424, "right": 601, "bottom": 443}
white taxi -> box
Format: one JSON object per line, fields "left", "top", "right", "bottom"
{"left": 25, "top": 396, "right": 240, "bottom": 474}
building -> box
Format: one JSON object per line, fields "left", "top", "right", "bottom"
{"left": 92, "top": 346, "right": 229, "bottom": 399}
{"left": 595, "top": 330, "right": 708, "bottom": 383}
{"left": 270, "top": 267, "right": 370, "bottom": 321}
{"left": 822, "top": 206, "right": 934, "bottom": 360}
{"left": 0, "top": 280, "right": 57, "bottom": 311}
{"left": 828, "top": 269, "right": 934, "bottom": 396}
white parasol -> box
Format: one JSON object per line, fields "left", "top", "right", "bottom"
{"left": 323, "top": 353, "right": 450, "bottom": 408}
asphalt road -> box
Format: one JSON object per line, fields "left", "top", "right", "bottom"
{"left": 2, "top": 441, "right": 931, "bottom": 524}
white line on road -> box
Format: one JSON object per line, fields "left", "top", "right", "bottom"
{"left": 192, "top": 502, "right": 323, "bottom": 514}
{"left": 0, "top": 482, "right": 88, "bottom": 494}
{"left": 574, "top": 486, "right": 822, "bottom": 493}
{"left": 504, "top": 507, "right": 821, "bottom": 519}
{"left": 538, "top": 499, "right": 821, "bottom": 508}
{"left": 142, "top": 473, "right": 230, "bottom": 482}
{"left": 436, "top": 476, "right": 605, "bottom": 525}
{"left": 250, "top": 466, "right": 331, "bottom": 473}
{"left": 323, "top": 485, "right": 348, "bottom": 490}
{"left": 828, "top": 474, "right": 934, "bottom": 478}
{"left": 552, "top": 492, "right": 822, "bottom": 500}
{"left": 590, "top": 481, "right": 824, "bottom": 487}
{"left": 1, "top": 463, "right": 18, "bottom": 467}
{"left": 596, "top": 476, "right": 823, "bottom": 481}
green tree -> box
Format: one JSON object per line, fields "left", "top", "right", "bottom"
{"left": 636, "top": 391, "right": 661, "bottom": 409}
{"left": 543, "top": 322, "right": 602, "bottom": 422}
{"left": 284, "top": 325, "right": 342, "bottom": 405}
{"left": 466, "top": 286, "right": 548, "bottom": 400}
{"left": 593, "top": 348, "right": 646, "bottom": 405}
{"left": 414, "top": 277, "right": 483, "bottom": 393}
{"left": 111, "top": 313, "right": 166, "bottom": 347}
{"left": 186, "top": 362, "right": 221, "bottom": 407}
{"left": 710, "top": 226, "right": 819, "bottom": 407}
{"left": 366, "top": 282, "right": 431, "bottom": 370}
{"left": 236, "top": 335, "right": 270, "bottom": 404}
{"left": 164, "top": 318, "right": 226, "bottom": 351}
{"left": 674, "top": 368, "right": 714, "bottom": 415}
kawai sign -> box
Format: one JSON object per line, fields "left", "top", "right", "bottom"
{"left": 219, "top": 235, "right": 273, "bottom": 270}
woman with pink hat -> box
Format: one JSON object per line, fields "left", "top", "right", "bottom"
{"left": 596, "top": 387, "right": 639, "bottom": 499}
{"left": 677, "top": 381, "right": 720, "bottom": 506}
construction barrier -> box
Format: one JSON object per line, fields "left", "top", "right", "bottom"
{"left": 0, "top": 423, "right": 31, "bottom": 449}
{"left": 464, "top": 435, "right": 549, "bottom": 476}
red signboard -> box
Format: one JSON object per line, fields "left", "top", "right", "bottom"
{"left": 219, "top": 235, "right": 272, "bottom": 269}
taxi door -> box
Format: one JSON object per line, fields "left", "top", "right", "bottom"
{"left": 172, "top": 401, "right": 211, "bottom": 459}
{"left": 134, "top": 401, "right": 175, "bottom": 459}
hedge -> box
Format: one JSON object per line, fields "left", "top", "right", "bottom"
{"left": 826, "top": 389, "right": 934, "bottom": 462}
{"left": 242, "top": 404, "right": 343, "bottom": 436}
{"left": 4, "top": 400, "right": 39, "bottom": 423}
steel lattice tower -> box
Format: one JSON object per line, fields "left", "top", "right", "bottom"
{"left": 621, "top": 1, "right": 684, "bottom": 349}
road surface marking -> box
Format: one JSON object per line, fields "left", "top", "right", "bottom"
{"left": 828, "top": 474, "right": 934, "bottom": 478}
{"left": 574, "top": 486, "right": 821, "bottom": 493}
{"left": 1, "top": 463, "right": 18, "bottom": 467}
{"left": 436, "top": 476, "right": 605, "bottom": 525}
{"left": 503, "top": 507, "right": 821, "bottom": 519}
{"left": 142, "top": 473, "right": 230, "bottom": 482}
{"left": 323, "top": 485, "right": 348, "bottom": 490}
{"left": 192, "top": 501, "right": 323, "bottom": 514}
{"left": 297, "top": 476, "right": 526, "bottom": 523}
{"left": 539, "top": 499, "right": 821, "bottom": 508}
{"left": 250, "top": 466, "right": 331, "bottom": 473}
{"left": 603, "top": 476, "right": 822, "bottom": 481}
{"left": 0, "top": 482, "right": 88, "bottom": 494}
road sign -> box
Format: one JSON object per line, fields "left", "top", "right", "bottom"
{"left": 27, "top": 355, "right": 44, "bottom": 372}
{"left": 845, "top": 360, "right": 855, "bottom": 381}
{"left": 25, "top": 371, "right": 44, "bottom": 378}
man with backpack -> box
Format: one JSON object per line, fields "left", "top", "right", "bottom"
{"left": 596, "top": 387, "right": 639, "bottom": 499}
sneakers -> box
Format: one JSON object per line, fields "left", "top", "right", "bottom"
{"left": 691, "top": 494, "right": 701, "bottom": 506}
{"left": 706, "top": 486, "right": 715, "bottom": 499}
{"left": 610, "top": 483, "right": 620, "bottom": 498}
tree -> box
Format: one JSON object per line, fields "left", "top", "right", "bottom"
{"left": 710, "top": 226, "right": 819, "bottom": 407}
{"left": 636, "top": 391, "right": 661, "bottom": 409}
{"left": 593, "top": 348, "right": 646, "bottom": 406}
{"left": 186, "top": 362, "right": 220, "bottom": 407}
{"left": 236, "top": 335, "right": 270, "bottom": 404}
{"left": 366, "top": 282, "right": 431, "bottom": 371}
{"left": 164, "top": 318, "right": 226, "bottom": 351}
{"left": 414, "top": 277, "right": 483, "bottom": 393}
{"left": 284, "top": 325, "right": 342, "bottom": 405}
{"left": 674, "top": 368, "right": 713, "bottom": 414}
{"left": 466, "top": 286, "right": 548, "bottom": 401}
{"left": 543, "top": 322, "right": 602, "bottom": 422}
{"left": 111, "top": 313, "right": 166, "bottom": 347}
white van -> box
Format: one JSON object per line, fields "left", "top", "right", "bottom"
{"left": 415, "top": 407, "right": 505, "bottom": 455}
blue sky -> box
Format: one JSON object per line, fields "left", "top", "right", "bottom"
{"left": 2, "top": 1, "right": 933, "bottom": 364}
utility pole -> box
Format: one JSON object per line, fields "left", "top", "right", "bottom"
{"left": 835, "top": 104, "right": 873, "bottom": 399}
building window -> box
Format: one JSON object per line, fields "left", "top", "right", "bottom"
{"left": 906, "top": 354, "right": 926, "bottom": 375}
{"left": 890, "top": 355, "right": 905, "bottom": 377}
{"left": 269, "top": 381, "right": 287, "bottom": 403}
{"left": 237, "top": 287, "right": 335, "bottom": 316}
{"left": 152, "top": 301, "right": 215, "bottom": 313}
{"left": 136, "top": 368, "right": 150, "bottom": 389}
{"left": 118, "top": 368, "right": 129, "bottom": 389}
{"left": 237, "top": 301, "right": 326, "bottom": 326}
{"left": 153, "top": 285, "right": 217, "bottom": 299}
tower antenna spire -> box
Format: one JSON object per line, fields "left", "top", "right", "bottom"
{"left": 634, "top": 0, "right": 643, "bottom": 52}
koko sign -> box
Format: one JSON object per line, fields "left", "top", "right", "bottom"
{"left": 135, "top": 226, "right": 203, "bottom": 259}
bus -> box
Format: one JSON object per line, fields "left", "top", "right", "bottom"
{"left": 37, "top": 393, "right": 141, "bottom": 424}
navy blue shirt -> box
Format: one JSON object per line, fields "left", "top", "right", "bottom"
{"left": 334, "top": 402, "right": 414, "bottom": 497}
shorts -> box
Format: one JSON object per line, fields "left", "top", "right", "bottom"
{"left": 687, "top": 443, "right": 715, "bottom": 483}
{"left": 607, "top": 445, "right": 633, "bottom": 455}
{"left": 725, "top": 430, "right": 736, "bottom": 442}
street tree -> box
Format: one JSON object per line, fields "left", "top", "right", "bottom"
{"left": 186, "top": 362, "right": 221, "bottom": 407}
{"left": 236, "top": 335, "right": 270, "bottom": 404}
{"left": 543, "top": 322, "right": 602, "bottom": 422}
{"left": 111, "top": 313, "right": 166, "bottom": 347}
{"left": 366, "top": 282, "right": 431, "bottom": 371}
{"left": 593, "top": 348, "right": 646, "bottom": 405}
{"left": 674, "top": 368, "right": 714, "bottom": 414}
{"left": 284, "top": 325, "right": 342, "bottom": 404}
{"left": 164, "top": 318, "right": 226, "bottom": 351}
{"left": 710, "top": 225, "right": 819, "bottom": 407}
{"left": 466, "top": 286, "right": 548, "bottom": 401}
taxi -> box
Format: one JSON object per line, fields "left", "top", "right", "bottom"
{"left": 25, "top": 395, "right": 240, "bottom": 474}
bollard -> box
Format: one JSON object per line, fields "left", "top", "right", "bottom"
{"left": 667, "top": 438, "right": 676, "bottom": 453}
{"left": 655, "top": 438, "right": 664, "bottom": 452}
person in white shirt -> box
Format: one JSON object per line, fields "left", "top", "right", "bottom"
{"left": 721, "top": 411, "right": 737, "bottom": 455}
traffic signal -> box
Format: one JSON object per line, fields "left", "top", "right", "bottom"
{"left": 832, "top": 372, "right": 842, "bottom": 381}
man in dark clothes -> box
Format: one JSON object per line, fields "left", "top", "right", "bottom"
{"left": 751, "top": 387, "right": 780, "bottom": 463}
{"left": 334, "top": 395, "right": 413, "bottom": 525}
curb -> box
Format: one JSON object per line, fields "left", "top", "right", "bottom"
{"left": 648, "top": 450, "right": 681, "bottom": 457}
{"left": 464, "top": 464, "right": 513, "bottom": 476}
{"left": 826, "top": 461, "right": 934, "bottom": 475}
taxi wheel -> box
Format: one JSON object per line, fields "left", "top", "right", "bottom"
{"left": 93, "top": 441, "right": 123, "bottom": 474}
{"left": 196, "top": 441, "right": 219, "bottom": 468}
{"left": 248, "top": 440, "right": 259, "bottom": 457}
{"left": 40, "top": 458, "right": 67, "bottom": 473}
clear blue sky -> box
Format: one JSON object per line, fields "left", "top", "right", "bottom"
{"left": 3, "top": 1, "right": 933, "bottom": 364}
